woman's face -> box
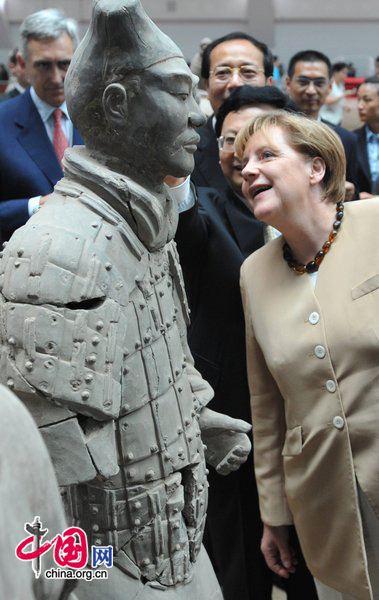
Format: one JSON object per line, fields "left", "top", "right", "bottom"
{"left": 241, "top": 125, "right": 315, "bottom": 226}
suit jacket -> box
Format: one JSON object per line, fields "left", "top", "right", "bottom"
{"left": 240, "top": 198, "right": 379, "bottom": 599}
{"left": 191, "top": 117, "right": 227, "bottom": 191}
{"left": 354, "top": 125, "right": 372, "bottom": 193}
{"left": 176, "top": 186, "right": 265, "bottom": 420}
{"left": 322, "top": 119, "right": 360, "bottom": 197}
{"left": 0, "top": 87, "right": 21, "bottom": 103}
{"left": 0, "top": 89, "right": 82, "bottom": 241}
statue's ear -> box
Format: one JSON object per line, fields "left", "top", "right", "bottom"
{"left": 102, "top": 83, "right": 128, "bottom": 123}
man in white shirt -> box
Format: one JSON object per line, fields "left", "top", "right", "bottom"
{"left": 0, "top": 8, "right": 82, "bottom": 242}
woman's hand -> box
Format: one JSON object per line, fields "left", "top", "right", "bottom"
{"left": 261, "top": 523, "right": 297, "bottom": 578}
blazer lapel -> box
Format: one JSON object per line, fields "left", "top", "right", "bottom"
{"left": 15, "top": 90, "right": 63, "bottom": 186}
{"left": 223, "top": 188, "right": 265, "bottom": 258}
{"left": 194, "top": 117, "right": 226, "bottom": 189}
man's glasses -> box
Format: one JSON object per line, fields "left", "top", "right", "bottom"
{"left": 218, "top": 134, "right": 237, "bottom": 153}
{"left": 210, "top": 65, "right": 264, "bottom": 83}
{"left": 293, "top": 76, "right": 329, "bottom": 89}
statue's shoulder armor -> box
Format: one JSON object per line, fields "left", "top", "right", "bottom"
{"left": 0, "top": 188, "right": 146, "bottom": 306}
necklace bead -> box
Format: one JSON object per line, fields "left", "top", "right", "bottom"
{"left": 282, "top": 201, "right": 344, "bottom": 274}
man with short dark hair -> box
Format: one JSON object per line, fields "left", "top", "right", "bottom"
{"left": 192, "top": 32, "right": 273, "bottom": 189}
{"left": 286, "top": 50, "right": 359, "bottom": 199}
{"left": 355, "top": 76, "right": 379, "bottom": 196}
{"left": 0, "top": 47, "right": 29, "bottom": 101}
{"left": 0, "top": 8, "right": 82, "bottom": 242}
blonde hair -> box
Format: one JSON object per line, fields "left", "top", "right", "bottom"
{"left": 235, "top": 110, "right": 346, "bottom": 203}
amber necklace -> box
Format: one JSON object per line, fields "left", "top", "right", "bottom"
{"left": 282, "top": 201, "right": 344, "bottom": 274}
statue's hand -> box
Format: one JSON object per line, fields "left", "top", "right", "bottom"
{"left": 198, "top": 407, "right": 252, "bottom": 476}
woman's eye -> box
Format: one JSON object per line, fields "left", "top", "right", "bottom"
{"left": 262, "top": 150, "right": 274, "bottom": 159}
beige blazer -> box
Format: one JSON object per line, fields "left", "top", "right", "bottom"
{"left": 240, "top": 198, "right": 379, "bottom": 600}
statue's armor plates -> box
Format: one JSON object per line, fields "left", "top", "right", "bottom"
{"left": 0, "top": 159, "right": 213, "bottom": 586}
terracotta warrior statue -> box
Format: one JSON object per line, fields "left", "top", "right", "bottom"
{"left": 0, "top": 1, "right": 251, "bottom": 597}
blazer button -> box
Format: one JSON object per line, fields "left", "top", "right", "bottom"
{"left": 326, "top": 379, "right": 336, "bottom": 393}
{"left": 332, "top": 416, "right": 345, "bottom": 430}
{"left": 314, "top": 345, "right": 326, "bottom": 359}
{"left": 308, "top": 312, "right": 320, "bottom": 325}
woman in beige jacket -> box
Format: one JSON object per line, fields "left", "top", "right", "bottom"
{"left": 237, "top": 111, "right": 379, "bottom": 600}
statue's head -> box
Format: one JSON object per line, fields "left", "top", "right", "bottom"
{"left": 65, "top": 0, "right": 205, "bottom": 187}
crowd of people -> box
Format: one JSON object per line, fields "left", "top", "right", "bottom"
{"left": 0, "top": 5, "right": 379, "bottom": 600}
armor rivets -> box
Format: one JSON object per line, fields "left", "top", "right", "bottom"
{"left": 105, "top": 232, "right": 112, "bottom": 240}
{"left": 123, "top": 349, "right": 129, "bottom": 357}
{"left": 81, "top": 390, "right": 90, "bottom": 401}
{"left": 135, "top": 341, "right": 141, "bottom": 349}
{"left": 145, "top": 469, "right": 155, "bottom": 481}
{"left": 134, "top": 518, "right": 141, "bottom": 527}
{"left": 17, "top": 248, "right": 24, "bottom": 257}
{"left": 144, "top": 335, "right": 151, "bottom": 343}
{"left": 159, "top": 291, "right": 164, "bottom": 297}
{"left": 168, "top": 377, "right": 172, "bottom": 384}
{"left": 14, "top": 261, "right": 20, "bottom": 268}
{"left": 200, "top": 500, "right": 205, "bottom": 506}
{"left": 184, "top": 419, "right": 190, "bottom": 427}
{"left": 178, "top": 449, "right": 184, "bottom": 458}
{"left": 7, "top": 378, "right": 14, "bottom": 389}
{"left": 154, "top": 274, "right": 159, "bottom": 281}
{"left": 84, "top": 373, "right": 93, "bottom": 383}
{"left": 105, "top": 262, "right": 112, "bottom": 271}
{"left": 92, "top": 336, "right": 100, "bottom": 345}
{"left": 86, "top": 354, "right": 97, "bottom": 364}
{"left": 191, "top": 410, "right": 196, "bottom": 417}
{"left": 123, "top": 367, "right": 129, "bottom": 375}
{"left": 167, "top": 281, "right": 171, "bottom": 288}
{"left": 174, "top": 544, "right": 181, "bottom": 552}
{"left": 91, "top": 506, "right": 99, "bottom": 515}
{"left": 91, "top": 222, "right": 98, "bottom": 228}
{"left": 126, "top": 452, "right": 134, "bottom": 461}
{"left": 25, "top": 361, "right": 33, "bottom": 371}
{"left": 176, "top": 575, "right": 183, "bottom": 583}
{"left": 198, "top": 484, "right": 204, "bottom": 492}
{"left": 177, "top": 428, "right": 183, "bottom": 435}
{"left": 175, "top": 369, "right": 180, "bottom": 376}
{"left": 150, "top": 278, "right": 154, "bottom": 285}
{"left": 188, "top": 436, "right": 192, "bottom": 442}
{"left": 173, "top": 522, "right": 180, "bottom": 530}
{"left": 166, "top": 321, "right": 171, "bottom": 328}
{"left": 139, "top": 303, "right": 145, "bottom": 310}
{"left": 44, "top": 360, "right": 54, "bottom": 369}
{"left": 7, "top": 337, "right": 15, "bottom": 345}
{"left": 124, "top": 403, "right": 130, "bottom": 412}
{"left": 164, "top": 452, "right": 171, "bottom": 461}
{"left": 127, "top": 469, "right": 136, "bottom": 479}
{"left": 92, "top": 524, "right": 99, "bottom": 532}
{"left": 182, "top": 362, "right": 186, "bottom": 369}
{"left": 122, "top": 423, "right": 128, "bottom": 431}
{"left": 96, "top": 320, "right": 104, "bottom": 330}
{"left": 142, "top": 558, "right": 151, "bottom": 566}
{"left": 135, "top": 276, "right": 142, "bottom": 283}
{"left": 134, "top": 501, "right": 142, "bottom": 510}
{"left": 177, "top": 387, "right": 182, "bottom": 393}
{"left": 150, "top": 445, "right": 158, "bottom": 454}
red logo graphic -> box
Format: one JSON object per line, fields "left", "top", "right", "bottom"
{"left": 15, "top": 516, "right": 88, "bottom": 578}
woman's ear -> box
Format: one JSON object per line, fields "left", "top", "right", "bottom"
{"left": 309, "top": 156, "right": 326, "bottom": 185}
{"left": 102, "top": 83, "right": 128, "bottom": 124}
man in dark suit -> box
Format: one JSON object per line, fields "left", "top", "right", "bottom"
{"left": 286, "top": 49, "right": 359, "bottom": 200}
{"left": 0, "top": 9, "right": 82, "bottom": 242}
{"left": 355, "top": 76, "right": 379, "bottom": 197}
{"left": 192, "top": 32, "right": 273, "bottom": 190}
{"left": 175, "top": 85, "right": 318, "bottom": 600}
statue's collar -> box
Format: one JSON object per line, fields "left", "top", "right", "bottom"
{"left": 61, "top": 146, "right": 178, "bottom": 251}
